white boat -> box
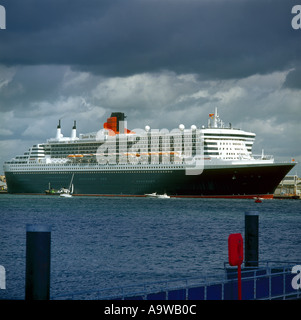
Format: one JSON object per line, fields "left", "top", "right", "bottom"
{"left": 59, "top": 174, "right": 74, "bottom": 198}
{"left": 60, "top": 192, "right": 72, "bottom": 198}
{"left": 156, "top": 193, "right": 170, "bottom": 199}
{"left": 145, "top": 192, "right": 170, "bottom": 199}
{"left": 145, "top": 192, "right": 158, "bottom": 198}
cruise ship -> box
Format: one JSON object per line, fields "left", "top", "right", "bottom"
{"left": 3, "top": 109, "right": 296, "bottom": 198}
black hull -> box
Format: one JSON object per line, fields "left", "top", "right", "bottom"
{"left": 5, "top": 163, "right": 295, "bottom": 198}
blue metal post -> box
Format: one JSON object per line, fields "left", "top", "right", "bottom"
{"left": 245, "top": 211, "right": 259, "bottom": 267}
{"left": 25, "top": 224, "right": 51, "bottom": 300}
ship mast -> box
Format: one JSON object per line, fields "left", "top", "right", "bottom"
{"left": 208, "top": 107, "right": 220, "bottom": 128}
{"left": 213, "top": 107, "right": 218, "bottom": 128}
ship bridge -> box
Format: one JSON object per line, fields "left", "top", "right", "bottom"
{"left": 201, "top": 109, "right": 256, "bottom": 161}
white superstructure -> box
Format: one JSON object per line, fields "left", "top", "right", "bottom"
{"left": 4, "top": 109, "right": 275, "bottom": 173}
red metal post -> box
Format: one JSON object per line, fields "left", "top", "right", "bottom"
{"left": 228, "top": 233, "right": 243, "bottom": 300}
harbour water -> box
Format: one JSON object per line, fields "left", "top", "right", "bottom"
{"left": 0, "top": 194, "right": 300, "bottom": 300}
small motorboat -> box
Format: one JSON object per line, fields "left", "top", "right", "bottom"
{"left": 60, "top": 193, "right": 72, "bottom": 198}
{"left": 145, "top": 192, "right": 158, "bottom": 198}
{"left": 60, "top": 191, "right": 73, "bottom": 198}
{"left": 45, "top": 188, "right": 62, "bottom": 195}
{"left": 45, "top": 182, "right": 62, "bottom": 195}
{"left": 156, "top": 193, "right": 170, "bottom": 199}
{"left": 145, "top": 192, "right": 170, "bottom": 199}
{"left": 254, "top": 197, "right": 263, "bottom": 203}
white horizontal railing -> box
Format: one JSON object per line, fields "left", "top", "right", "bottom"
{"left": 252, "top": 155, "right": 274, "bottom": 160}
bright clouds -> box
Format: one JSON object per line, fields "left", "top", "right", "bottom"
{"left": 1, "top": 66, "right": 300, "bottom": 170}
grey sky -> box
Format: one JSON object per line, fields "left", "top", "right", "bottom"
{"left": 0, "top": 0, "right": 300, "bottom": 174}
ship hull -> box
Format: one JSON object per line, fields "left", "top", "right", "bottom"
{"left": 4, "top": 163, "right": 294, "bottom": 198}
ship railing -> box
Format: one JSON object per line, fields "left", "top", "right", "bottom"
{"left": 252, "top": 154, "right": 274, "bottom": 160}
{"left": 51, "top": 261, "right": 300, "bottom": 300}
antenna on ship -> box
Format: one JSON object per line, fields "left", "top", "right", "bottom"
{"left": 214, "top": 107, "right": 219, "bottom": 128}
{"left": 208, "top": 108, "right": 219, "bottom": 128}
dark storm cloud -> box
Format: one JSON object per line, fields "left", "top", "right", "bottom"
{"left": 1, "top": 0, "right": 300, "bottom": 79}
{"left": 0, "top": 65, "right": 67, "bottom": 112}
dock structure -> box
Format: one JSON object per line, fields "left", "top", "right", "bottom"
{"left": 52, "top": 261, "right": 300, "bottom": 300}
{"left": 52, "top": 211, "right": 301, "bottom": 300}
{"left": 274, "top": 175, "right": 301, "bottom": 199}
